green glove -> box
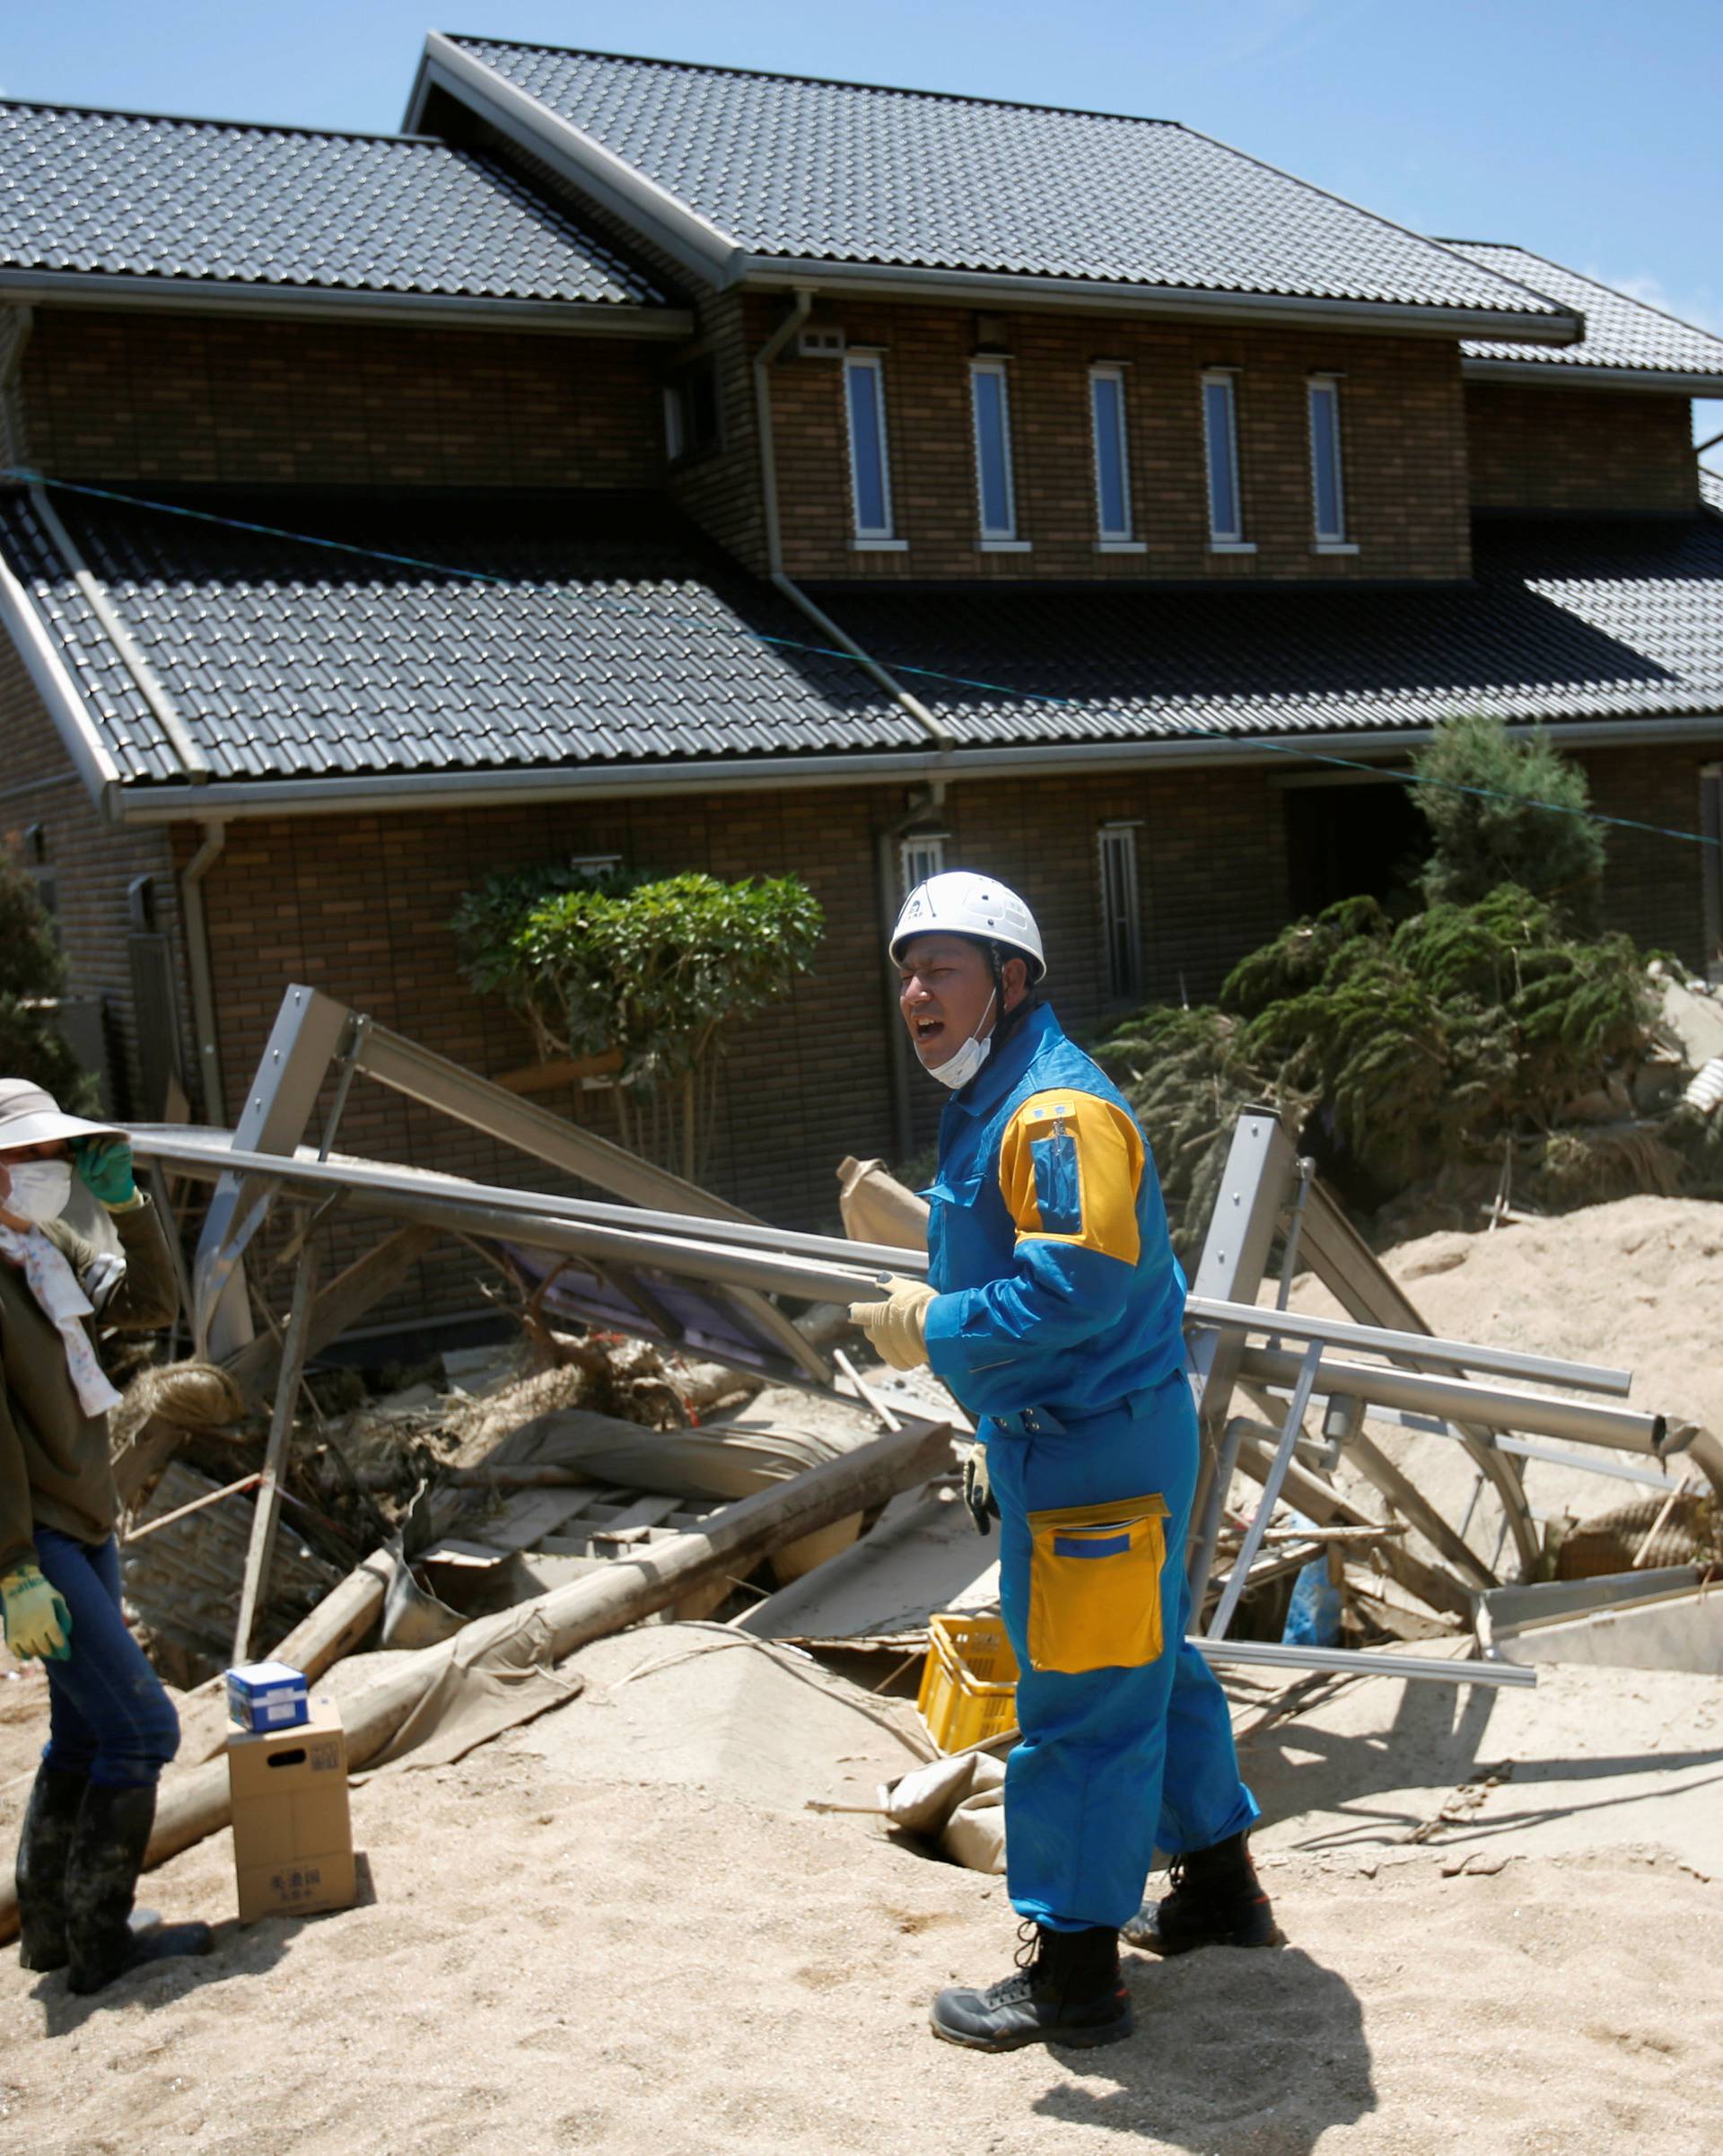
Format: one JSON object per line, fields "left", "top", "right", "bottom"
{"left": 1, "top": 1564, "right": 73, "bottom": 1662}
{"left": 962, "top": 1445, "right": 1000, "bottom": 1538}
{"left": 71, "top": 1134, "right": 136, "bottom": 1209}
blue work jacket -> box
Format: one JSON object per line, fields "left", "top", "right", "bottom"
{"left": 922, "top": 1001, "right": 1186, "bottom": 1427}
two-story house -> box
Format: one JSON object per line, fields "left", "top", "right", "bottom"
{"left": 4, "top": 35, "right": 1722, "bottom": 1324}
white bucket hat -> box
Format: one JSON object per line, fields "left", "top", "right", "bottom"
{"left": 0, "top": 1078, "right": 121, "bottom": 1155}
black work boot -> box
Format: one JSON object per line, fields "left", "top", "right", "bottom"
{"left": 14, "top": 1764, "right": 89, "bottom": 1973}
{"left": 1123, "top": 1832, "right": 1283, "bottom": 1957}
{"left": 930, "top": 1922, "right": 1132, "bottom": 2051}
{"left": 64, "top": 1783, "right": 214, "bottom": 1996}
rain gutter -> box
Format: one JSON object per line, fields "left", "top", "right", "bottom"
{"left": 742, "top": 259, "right": 1582, "bottom": 343}
{"left": 0, "top": 270, "right": 692, "bottom": 338}
{"left": 1461, "top": 357, "right": 1723, "bottom": 394}
{"left": 97, "top": 711, "right": 1723, "bottom": 828}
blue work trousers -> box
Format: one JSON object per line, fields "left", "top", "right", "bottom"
{"left": 33, "top": 1527, "right": 180, "bottom": 1788}
{"left": 985, "top": 1374, "right": 1258, "bottom": 1933}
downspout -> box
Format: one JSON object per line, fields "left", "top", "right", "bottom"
{"left": 879, "top": 784, "right": 947, "bottom": 1161}
{"left": 0, "top": 305, "right": 33, "bottom": 471}
{"left": 180, "top": 821, "right": 228, "bottom": 1126}
{"left": 751, "top": 290, "right": 958, "bottom": 1166}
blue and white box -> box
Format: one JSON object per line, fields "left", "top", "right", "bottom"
{"left": 225, "top": 1660, "right": 310, "bottom": 1733}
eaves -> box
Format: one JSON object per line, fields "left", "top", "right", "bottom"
{"left": 0, "top": 267, "right": 693, "bottom": 338}
{"left": 408, "top": 35, "right": 1582, "bottom": 347}
{"left": 92, "top": 714, "right": 1723, "bottom": 828}
{"left": 1462, "top": 356, "right": 1723, "bottom": 395}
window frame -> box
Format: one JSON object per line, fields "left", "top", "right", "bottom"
{"left": 1098, "top": 821, "right": 1143, "bottom": 1004}
{"left": 662, "top": 356, "right": 722, "bottom": 465}
{"left": 899, "top": 831, "right": 949, "bottom": 895}
{"left": 1089, "top": 364, "right": 1135, "bottom": 545}
{"left": 843, "top": 349, "right": 897, "bottom": 544}
{"left": 1308, "top": 373, "right": 1349, "bottom": 548}
{"left": 1200, "top": 368, "right": 1248, "bottom": 549}
{"left": 968, "top": 357, "right": 1021, "bottom": 546}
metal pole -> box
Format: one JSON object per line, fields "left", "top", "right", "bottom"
{"left": 1208, "top": 1340, "right": 1325, "bottom": 1640}
{"left": 1236, "top": 1342, "right": 1667, "bottom": 1457}
{"left": 1194, "top": 1636, "right": 1535, "bottom": 1690}
{"left": 232, "top": 1240, "right": 319, "bottom": 1665}
{"left": 1188, "top": 1294, "right": 1632, "bottom": 1398}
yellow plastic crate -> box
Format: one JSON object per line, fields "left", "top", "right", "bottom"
{"left": 917, "top": 1612, "right": 1019, "bottom": 1752}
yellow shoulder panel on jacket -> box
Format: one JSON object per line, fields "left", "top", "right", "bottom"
{"left": 998, "top": 1090, "right": 1144, "bottom": 1263}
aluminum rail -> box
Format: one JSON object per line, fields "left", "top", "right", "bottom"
{"left": 127, "top": 1132, "right": 888, "bottom": 1307}
{"left": 1235, "top": 1342, "right": 1668, "bottom": 1457}
{"left": 1186, "top": 1294, "right": 1631, "bottom": 1398}
{"left": 130, "top": 1129, "right": 914, "bottom": 1284}
{"left": 1193, "top": 1637, "right": 1535, "bottom": 1690}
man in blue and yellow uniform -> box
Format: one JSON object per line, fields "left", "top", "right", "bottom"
{"left": 853, "top": 872, "right": 1277, "bottom": 2052}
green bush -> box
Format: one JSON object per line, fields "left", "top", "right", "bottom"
{"left": 1106, "top": 884, "right": 1663, "bottom": 1222}
{"left": 1411, "top": 713, "right": 1604, "bottom": 927}
{"left": 0, "top": 853, "right": 95, "bottom": 1109}
{"left": 454, "top": 865, "right": 823, "bottom": 1179}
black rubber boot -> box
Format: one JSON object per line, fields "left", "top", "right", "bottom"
{"left": 14, "top": 1764, "right": 89, "bottom": 1973}
{"left": 64, "top": 1783, "right": 214, "bottom": 1996}
{"left": 930, "top": 1923, "right": 1132, "bottom": 2052}
{"left": 1123, "top": 1832, "right": 1283, "bottom": 1956}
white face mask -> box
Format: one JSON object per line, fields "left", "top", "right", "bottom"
{"left": 1, "top": 1160, "right": 73, "bottom": 1225}
{"left": 926, "top": 991, "right": 997, "bottom": 1093}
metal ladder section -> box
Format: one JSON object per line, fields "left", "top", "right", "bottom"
{"left": 1185, "top": 1107, "right": 1540, "bottom": 1628}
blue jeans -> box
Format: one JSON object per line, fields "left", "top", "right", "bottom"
{"left": 33, "top": 1528, "right": 180, "bottom": 1788}
{"left": 985, "top": 1374, "right": 1258, "bottom": 1933}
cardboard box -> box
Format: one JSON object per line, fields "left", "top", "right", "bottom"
{"left": 225, "top": 1659, "right": 310, "bottom": 1733}
{"left": 228, "top": 1696, "right": 355, "bottom": 1924}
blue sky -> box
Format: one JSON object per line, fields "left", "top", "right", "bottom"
{"left": 6, "top": 1, "right": 1720, "bottom": 455}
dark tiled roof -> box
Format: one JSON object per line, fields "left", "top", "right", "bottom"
{"left": 805, "top": 515, "right": 1723, "bottom": 746}
{"left": 4, "top": 489, "right": 1720, "bottom": 792}
{"left": 0, "top": 488, "right": 901, "bottom": 783}
{"left": 1701, "top": 467, "right": 1723, "bottom": 515}
{"left": 0, "top": 100, "right": 667, "bottom": 306}
{"left": 448, "top": 39, "right": 1568, "bottom": 319}
{"left": 1449, "top": 242, "right": 1723, "bottom": 379}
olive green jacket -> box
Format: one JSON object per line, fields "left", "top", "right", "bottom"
{"left": 0, "top": 1198, "right": 179, "bottom": 1574}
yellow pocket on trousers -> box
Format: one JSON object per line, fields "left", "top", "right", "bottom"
{"left": 1026, "top": 1494, "right": 1170, "bottom": 1675}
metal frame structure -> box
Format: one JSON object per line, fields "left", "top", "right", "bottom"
{"left": 132, "top": 998, "right": 1721, "bottom": 1697}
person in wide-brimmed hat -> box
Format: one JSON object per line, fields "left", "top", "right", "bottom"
{"left": 0, "top": 1079, "right": 213, "bottom": 1993}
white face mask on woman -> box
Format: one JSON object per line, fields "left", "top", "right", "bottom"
{"left": 0, "top": 1160, "right": 74, "bottom": 1225}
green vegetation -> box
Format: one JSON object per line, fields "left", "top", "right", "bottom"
{"left": 0, "top": 853, "right": 95, "bottom": 1109}
{"left": 454, "top": 864, "right": 823, "bottom": 1179}
{"left": 1409, "top": 712, "right": 1605, "bottom": 926}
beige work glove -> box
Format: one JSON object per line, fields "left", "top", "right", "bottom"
{"left": 2, "top": 1563, "right": 73, "bottom": 1662}
{"left": 849, "top": 1275, "right": 938, "bottom": 1372}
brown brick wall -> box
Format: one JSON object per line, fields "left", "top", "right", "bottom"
{"left": 138, "top": 764, "right": 1287, "bottom": 1321}
{"left": 765, "top": 302, "right": 1473, "bottom": 582}
{"left": 1579, "top": 741, "right": 1723, "bottom": 968}
{"left": 17, "top": 306, "right": 669, "bottom": 491}
{"left": 0, "top": 644, "right": 184, "bottom": 1114}
{"left": 1465, "top": 383, "right": 1697, "bottom": 513}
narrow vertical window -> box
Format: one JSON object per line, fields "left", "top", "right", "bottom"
{"left": 1201, "top": 370, "right": 1244, "bottom": 545}
{"left": 1098, "top": 824, "right": 1143, "bottom": 1002}
{"left": 1089, "top": 364, "right": 1133, "bottom": 542}
{"left": 969, "top": 359, "right": 1018, "bottom": 542}
{"left": 899, "top": 832, "right": 948, "bottom": 894}
{"left": 844, "top": 352, "right": 894, "bottom": 540}
{"left": 1308, "top": 375, "right": 1346, "bottom": 544}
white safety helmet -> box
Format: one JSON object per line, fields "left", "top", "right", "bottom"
{"left": 889, "top": 871, "right": 1047, "bottom": 985}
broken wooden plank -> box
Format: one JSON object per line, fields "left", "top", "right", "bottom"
{"left": 224, "top": 1224, "right": 440, "bottom": 1407}
{"left": 0, "top": 1417, "right": 955, "bottom": 1941}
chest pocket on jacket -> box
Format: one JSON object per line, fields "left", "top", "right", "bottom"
{"left": 1029, "top": 1120, "right": 1082, "bottom": 1236}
